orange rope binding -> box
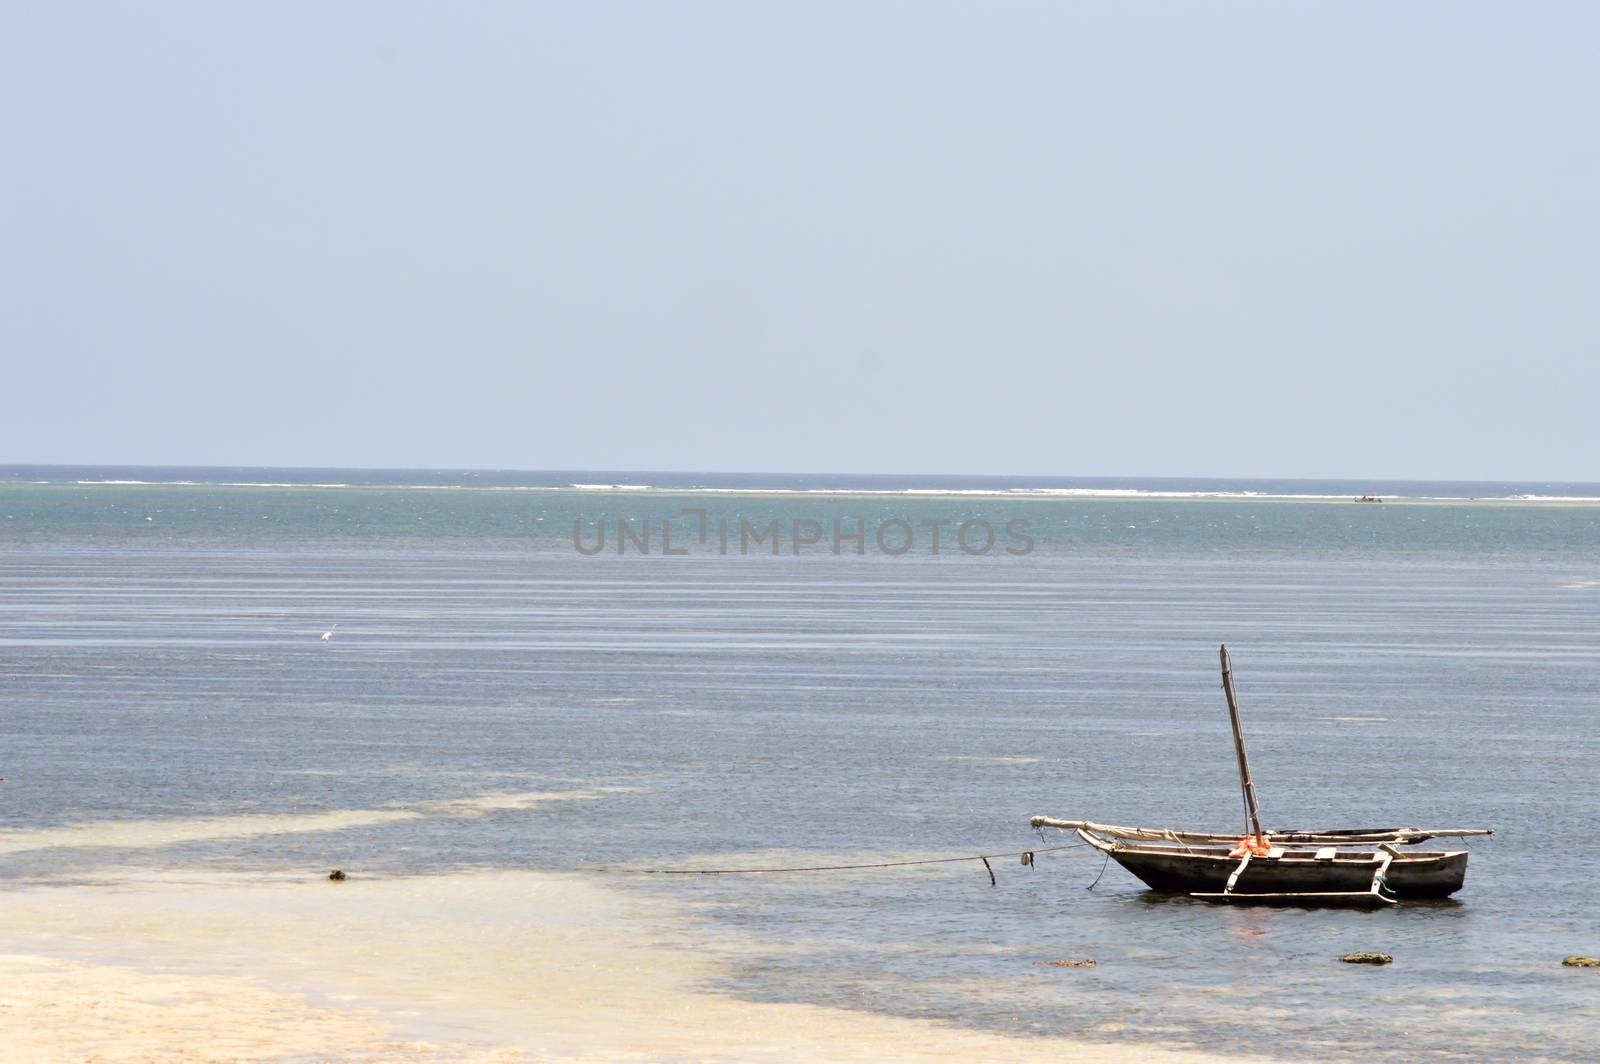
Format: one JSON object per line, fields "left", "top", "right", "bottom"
{"left": 1228, "top": 835, "right": 1272, "bottom": 858}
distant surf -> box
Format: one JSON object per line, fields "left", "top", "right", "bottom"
{"left": 8, "top": 466, "right": 1600, "bottom": 503}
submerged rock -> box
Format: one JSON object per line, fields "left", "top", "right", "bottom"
{"left": 1562, "top": 955, "right": 1599, "bottom": 967}
{"left": 327, "top": 869, "right": 347, "bottom": 881}
{"left": 1339, "top": 951, "right": 1393, "bottom": 965}
{"left": 1041, "top": 958, "right": 1097, "bottom": 968}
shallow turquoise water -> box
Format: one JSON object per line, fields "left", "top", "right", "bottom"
{"left": 2, "top": 471, "right": 1598, "bottom": 1060}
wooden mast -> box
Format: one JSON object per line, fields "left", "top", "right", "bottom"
{"left": 1219, "top": 643, "right": 1265, "bottom": 840}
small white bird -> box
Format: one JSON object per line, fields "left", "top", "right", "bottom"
{"left": 321, "top": 624, "right": 338, "bottom": 642}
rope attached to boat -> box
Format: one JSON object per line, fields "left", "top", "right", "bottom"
{"left": 1228, "top": 835, "right": 1273, "bottom": 858}
{"left": 620, "top": 844, "right": 1078, "bottom": 877}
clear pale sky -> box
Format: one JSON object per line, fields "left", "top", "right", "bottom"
{"left": 3, "top": 4, "right": 1596, "bottom": 478}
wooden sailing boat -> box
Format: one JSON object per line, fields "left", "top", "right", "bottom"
{"left": 1030, "top": 645, "right": 1491, "bottom": 907}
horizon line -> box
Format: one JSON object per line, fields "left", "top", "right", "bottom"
{"left": 2, "top": 462, "right": 1597, "bottom": 486}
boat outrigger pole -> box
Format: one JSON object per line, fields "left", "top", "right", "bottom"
{"left": 1219, "top": 644, "right": 1265, "bottom": 841}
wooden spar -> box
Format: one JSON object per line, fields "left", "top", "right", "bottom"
{"left": 1025, "top": 818, "right": 1493, "bottom": 845}
{"left": 1220, "top": 644, "right": 1265, "bottom": 840}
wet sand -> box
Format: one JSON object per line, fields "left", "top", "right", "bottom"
{"left": 0, "top": 790, "right": 609, "bottom": 856}
{"left": 0, "top": 867, "right": 1255, "bottom": 1062}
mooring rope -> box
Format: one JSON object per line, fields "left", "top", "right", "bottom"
{"left": 1086, "top": 851, "right": 1111, "bottom": 891}
{"left": 619, "top": 843, "right": 1079, "bottom": 876}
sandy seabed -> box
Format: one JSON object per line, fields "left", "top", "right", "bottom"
{"left": 0, "top": 865, "right": 1252, "bottom": 1063}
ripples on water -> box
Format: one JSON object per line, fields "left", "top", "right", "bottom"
{"left": 2, "top": 480, "right": 1599, "bottom": 1060}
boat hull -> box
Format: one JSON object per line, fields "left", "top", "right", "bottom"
{"left": 1108, "top": 847, "right": 1468, "bottom": 899}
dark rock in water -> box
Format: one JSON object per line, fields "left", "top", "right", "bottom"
{"left": 1563, "top": 955, "right": 1599, "bottom": 967}
{"left": 327, "top": 869, "right": 347, "bottom": 881}
{"left": 1041, "top": 958, "right": 1097, "bottom": 968}
{"left": 1339, "top": 951, "right": 1393, "bottom": 965}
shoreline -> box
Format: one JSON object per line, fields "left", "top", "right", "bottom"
{"left": 0, "top": 867, "right": 1260, "bottom": 1063}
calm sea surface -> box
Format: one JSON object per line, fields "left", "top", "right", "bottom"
{"left": 3, "top": 468, "right": 1599, "bottom": 1060}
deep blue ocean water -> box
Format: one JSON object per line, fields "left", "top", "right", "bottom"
{"left": 2, "top": 467, "right": 1598, "bottom": 1060}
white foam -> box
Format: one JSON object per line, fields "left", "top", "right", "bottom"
{"left": 41, "top": 479, "right": 1600, "bottom": 503}
{"left": 1510, "top": 494, "right": 1600, "bottom": 502}
{"left": 73, "top": 480, "right": 349, "bottom": 488}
